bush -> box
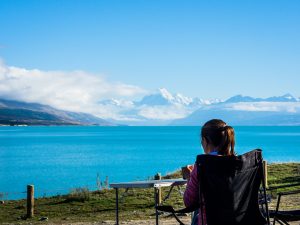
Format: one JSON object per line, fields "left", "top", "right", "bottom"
{"left": 66, "top": 187, "right": 90, "bottom": 202}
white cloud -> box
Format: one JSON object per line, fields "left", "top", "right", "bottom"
{"left": 138, "top": 105, "right": 191, "bottom": 120}
{"left": 0, "top": 60, "right": 146, "bottom": 119}
{"left": 3, "top": 59, "right": 300, "bottom": 123}
{"left": 224, "top": 102, "right": 300, "bottom": 113}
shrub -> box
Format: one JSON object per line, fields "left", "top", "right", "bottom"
{"left": 65, "top": 187, "right": 90, "bottom": 202}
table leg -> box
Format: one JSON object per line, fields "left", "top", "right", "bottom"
{"left": 115, "top": 188, "right": 119, "bottom": 225}
{"left": 154, "top": 187, "right": 159, "bottom": 225}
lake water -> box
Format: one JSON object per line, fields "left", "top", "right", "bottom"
{"left": 1, "top": 126, "right": 300, "bottom": 199}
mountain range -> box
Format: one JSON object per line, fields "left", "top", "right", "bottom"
{"left": 1, "top": 89, "right": 300, "bottom": 126}
{"left": 0, "top": 99, "right": 114, "bottom": 126}
{"left": 98, "top": 89, "right": 300, "bottom": 126}
{"left": 171, "top": 93, "right": 300, "bottom": 126}
{"left": 224, "top": 93, "right": 299, "bottom": 103}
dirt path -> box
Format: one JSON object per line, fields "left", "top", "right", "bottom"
{"left": 47, "top": 218, "right": 191, "bottom": 225}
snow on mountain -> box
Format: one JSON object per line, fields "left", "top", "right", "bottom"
{"left": 136, "top": 88, "right": 182, "bottom": 106}
{"left": 219, "top": 93, "right": 300, "bottom": 114}
{"left": 171, "top": 93, "right": 300, "bottom": 126}
{"left": 94, "top": 91, "right": 300, "bottom": 125}
{"left": 136, "top": 88, "right": 172, "bottom": 106}
{"left": 97, "top": 88, "right": 212, "bottom": 123}
{"left": 174, "top": 93, "right": 193, "bottom": 105}
{"left": 136, "top": 88, "right": 220, "bottom": 107}
{"left": 159, "top": 88, "right": 175, "bottom": 101}
{"left": 171, "top": 108, "right": 300, "bottom": 126}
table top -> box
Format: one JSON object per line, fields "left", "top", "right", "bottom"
{"left": 110, "top": 178, "right": 187, "bottom": 189}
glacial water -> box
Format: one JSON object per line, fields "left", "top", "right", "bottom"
{"left": 1, "top": 126, "right": 300, "bottom": 199}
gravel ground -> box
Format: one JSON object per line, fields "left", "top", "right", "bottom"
{"left": 42, "top": 218, "right": 300, "bottom": 225}
{"left": 2, "top": 218, "right": 299, "bottom": 225}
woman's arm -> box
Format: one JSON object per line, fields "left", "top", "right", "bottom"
{"left": 183, "top": 163, "right": 199, "bottom": 207}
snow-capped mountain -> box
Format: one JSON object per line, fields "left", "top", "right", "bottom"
{"left": 135, "top": 88, "right": 174, "bottom": 106}
{"left": 136, "top": 88, "right": 193, "bottom": 106}
{"left": 136, "top": 88, "right": 220, "bottom": 107}
{"left": 96, "top": 90, "right": 300, "bottom": 125}
{"left": 2, "top": 89, "right": 300, "bottom": 126}
{"left": 96, "top": 88, "right": 219, "bottom": 124}
{"left": 225, "top": 94, "right": 299, "bottom": 103}
{"left": 172, "top": 93, "right": 300, "bottom": 126}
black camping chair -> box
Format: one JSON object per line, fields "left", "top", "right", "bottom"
{"left": 157, "top": 149, "right": 270, "bottom": 225}
{"left": 269, "top": 184, "right": 300, "bottom": 225}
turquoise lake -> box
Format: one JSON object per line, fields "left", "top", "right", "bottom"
{"left": 1, "top": 126, "right": 300, "bottom": 199}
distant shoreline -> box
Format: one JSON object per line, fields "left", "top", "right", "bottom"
{"left": 2, "top": 124, "right": 300, "bottom": 127}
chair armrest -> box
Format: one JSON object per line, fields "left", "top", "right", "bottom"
{"left": 156, "top": 205, "right": 175, "bottom": 213}
{"left": 278, "top": 189, "right": 300, "bottom": 196}
{"left": 270, "top": 210, "right": 300, "bottom": 222}
{"left": 267, "top": 183, "right": 300, "bottom": 191}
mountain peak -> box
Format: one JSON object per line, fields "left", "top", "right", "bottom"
{"left": 266, "top": 93, "right": 298, "bottom": 102}
{"left": 136, "top": 88, "right": 173, "bottom": 106}
{"left": 158, "top": 88, "right": 174, "bottom": 101}
{"left": 282, "top": 93, "right": 294, "bottom": 99}
{"left": 225, "top": 95, "right": 259, "bottom": 103}
{"left": 137, "top": 88, "right": 197, "bottom": 106}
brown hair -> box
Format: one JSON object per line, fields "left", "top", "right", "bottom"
{"left": 201, "top": 119, "right": 235, "bottom": 156}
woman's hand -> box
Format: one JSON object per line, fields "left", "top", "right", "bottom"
{"left": 181, "top": 165, "right": 194, "bottom": 180}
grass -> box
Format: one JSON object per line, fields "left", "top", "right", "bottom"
{"left": 267, "top": 163, "right": 300, "bottom": 210}
{"left": 0, "top": 163, "right": 299, "bottom": 224}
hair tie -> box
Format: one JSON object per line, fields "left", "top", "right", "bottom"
{"left": 217, "top": 126, "right": 227, "bottom": 131}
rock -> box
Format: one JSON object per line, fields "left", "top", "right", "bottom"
{"left": 39, "top": 217, "right": 48, "bottom": 221}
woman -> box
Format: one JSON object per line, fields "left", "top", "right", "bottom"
{"left": 183, "top": 119, "right": 236, "bottom": 225}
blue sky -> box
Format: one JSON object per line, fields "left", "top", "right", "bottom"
{"left": 0, "top": 0, "right": 300, "bottom": 99}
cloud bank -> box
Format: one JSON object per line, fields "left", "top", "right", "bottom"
{"left": 0, "top": 60, "right": 146, "bottom": 119}
{"left": 224, "top": 102, "right": 300, "bottom": 113}
{"left": 138, "top": 105, "right": 191, "bottom": 120}
{"left": 2, "top": 59, "right": 300, "bottom": 123}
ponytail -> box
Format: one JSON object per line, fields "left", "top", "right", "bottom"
{"left": 219, "top": 125, "right": 235, "bottom": 156}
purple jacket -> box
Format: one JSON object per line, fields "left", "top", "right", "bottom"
{"left": 183, "top": 164, "right": 207, "bottom": 225}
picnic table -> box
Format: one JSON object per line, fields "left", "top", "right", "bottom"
{"left": 110, "top": 178, "right": 187, "bottom": 225}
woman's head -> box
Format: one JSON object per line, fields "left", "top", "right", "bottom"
{"left": 201, "top": 119, "right": 235, "bottom": 156}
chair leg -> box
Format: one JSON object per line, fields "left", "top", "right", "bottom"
{"left": 282, "top": 220, "right": 289, "bottom": 225}
{"left": 261, "top": 169, "right": 270, "bottom": 225}
{"left": 274, "top": 218, "right": 286, "bottom": 225}
{"left": 171, "top": 212, "right": 186, "bottom": 225}
{"left": 273, "top": 194, "right": 282, "bottom": 225}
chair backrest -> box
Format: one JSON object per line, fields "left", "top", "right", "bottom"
{"left": 196, "top": 149, "right": 269, "bottom": 225}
